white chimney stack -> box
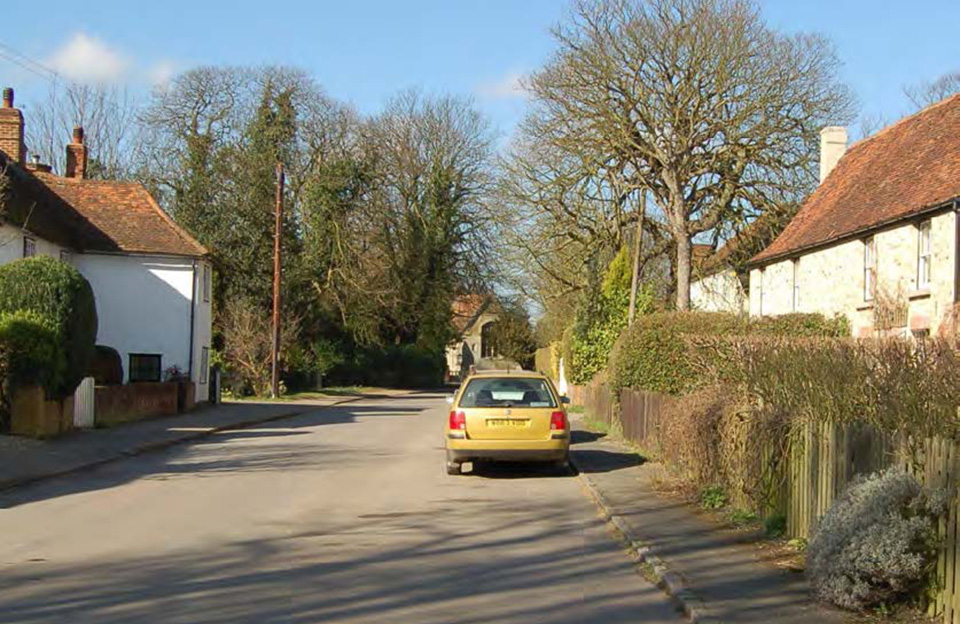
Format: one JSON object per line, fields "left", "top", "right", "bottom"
{"left": 819, "top": 126, "right": 848, "bottom": 184}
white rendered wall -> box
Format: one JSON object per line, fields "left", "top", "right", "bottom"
{"left": 0, "top": 223, "right": 67, "bottom": 264}
{"left": 690, "top": 269, "right": 748, "bottom": 313}
{"left": 74, "top": 254, "right": 195, "bottom": 386}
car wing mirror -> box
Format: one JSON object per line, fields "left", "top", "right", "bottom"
{"left": 561, "top": 396, "right": 571, "bottom": 405}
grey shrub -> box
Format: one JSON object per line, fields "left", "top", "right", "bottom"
{"left": 807, "top": 469, "right": 947, "bottom": 611}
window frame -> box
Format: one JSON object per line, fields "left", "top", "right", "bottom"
{"left": 22, "top": 236, "right": 36, "bottom": 258}
{"left": 59, "top": 249, "right": 71, "bottom": 264}
{"left": 129, "top": 353, "right": 162, "bottom": 383}
{"left": 203, "top": 264, "right": 211, "bottom": 303}
{"left": 864, "top": 236, "right": 877, "bottom": 302}
{"left": 757, "top": 268, "right": 765, "bottom": 316}
{"left": 200, "top": 346, "right": 209, "bottom": 384}
{"left": 791, "top": 258, "right": 800, "bottom": 312}
{"left": 917, "top": 220, "right": 932, "bottom": 290}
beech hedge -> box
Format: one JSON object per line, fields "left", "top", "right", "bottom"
{"left": 609, "top": 312, "right": 849, "bottom": 395}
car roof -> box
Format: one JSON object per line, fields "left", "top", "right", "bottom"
{"left": 465, "top": 370, "right": 549, "bottom": 380}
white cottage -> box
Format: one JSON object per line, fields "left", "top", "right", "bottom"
{"left": 0, "top": 87, "right": 213, "bottom": 402}
{"left": 747, "top": 95, "right": 960, "bottom": 338}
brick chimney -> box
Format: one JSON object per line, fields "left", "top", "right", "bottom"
{"left": 65, "top": 125, "right": 88, "bottom": 179}
{"left": 0, "top": 87, "right": 25, "bottom": 165}
{"left": 819, "top": 126, "right": 848, "bottom": 184}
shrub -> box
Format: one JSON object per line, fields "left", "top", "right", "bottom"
{"left": 807, "top": 469, "right": 946, "bottom": 611}
{"left": 0, "top": 257, "right": 97, "bottom": 398}
{"left": 565, "top": 247, "right": 654, "bottom": 384}
{"left": 0, "top": 309, "right": 64, "bottom": 398}
{"left": 91, "top": 345, "right": 123, "bottom": 386}
{"left": 330, "top": 344, "right": 445, "bottom": 389}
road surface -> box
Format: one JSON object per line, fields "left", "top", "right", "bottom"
{"left": 0, "top": 393, "right": 680, "bottom": 623}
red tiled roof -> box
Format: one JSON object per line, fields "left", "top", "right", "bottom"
{"left": 34, "top": 173, "right": 207, "bottom": 257}
{"left": 751, "top": 94, "right": 960, "bottom": 265}
{"left": 451, "top": 294, "right": 492, "bottom": 335}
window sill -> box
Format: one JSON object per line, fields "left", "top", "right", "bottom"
{"left": 856, "top": 302, "right": 874, "bottom": 311}
{"left": 907, "top": 289, "right": 931, "bottom": 301}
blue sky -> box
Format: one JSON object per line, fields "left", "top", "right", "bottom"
{"left": 3, "top": 0, "right": 959, "bottom": 143}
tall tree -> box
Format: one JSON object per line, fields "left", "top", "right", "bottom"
{"left": 518, "top": 0, "right": 855, "bottom": 309}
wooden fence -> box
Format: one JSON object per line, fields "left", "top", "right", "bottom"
{"left": 569, "top": 380, "right": 960, "bottom": 623}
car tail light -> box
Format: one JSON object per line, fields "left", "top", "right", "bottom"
{"left": 550, "top": 411, "right": 567, "bottom": 431}
{"left": 449, "top": 410, "right": 466, "bottom": 431}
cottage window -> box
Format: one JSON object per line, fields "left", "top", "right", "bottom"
{"left": 864, "top": 236, "right": 876, "bottom": 301}
{"left": 22, "top": 237, "right": 36, "bottom": 258}
{"left": 203, "top": 265, "right": 211, "bottom": 302}
{"left": 200, "top": 347, "right": 210, "bottom": 384}
{"left": 129, "top": 354, "right": 162, "bottom": 383}
{"left": 791, "top": 259, "right": 799, "bottom": 312}
{"left": 757, "top": 268, "right": 764, "bottom": 316}
{"left": 917, "top": 220, "right": 931, "bottom": 289}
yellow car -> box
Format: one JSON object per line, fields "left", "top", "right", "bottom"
{"left": 445, "top": 371, "right": 571, "bottom": 475}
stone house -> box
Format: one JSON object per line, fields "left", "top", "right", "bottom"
{"left": 0, "top": 87, "right": 213, "bottom": 402}
{"left": 445, "top": 294, "right": 499, "bottom": 379}
{"left": 747, "top": 95, "right": 960, "bottom": 338}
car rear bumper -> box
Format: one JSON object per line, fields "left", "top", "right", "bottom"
{"left": 446, "top": 437, "right": 569, "bottom": 463}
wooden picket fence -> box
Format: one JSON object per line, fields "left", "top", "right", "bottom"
{"left": 569, "top": 381, "right": 960, "bottom": 623}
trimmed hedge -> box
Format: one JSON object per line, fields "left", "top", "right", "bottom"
{"left": 0, "top": 257, "right": 98, "bottom": 398}
{"left": 609, "top": 312, "right": 849, "bottom": 395}
{"left": 0, "top": 309, "right": 64, "bottom": 398}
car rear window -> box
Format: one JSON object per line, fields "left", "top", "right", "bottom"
{"left": 459, "top": 377, "right": 558, "bottom": 408}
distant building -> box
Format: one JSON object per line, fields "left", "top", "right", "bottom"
{"left": 747, "top": 95, "right": 960, "bottom": 338}
{"left": 446, "top": 294, "right": 499, "bottom": 379}
{"left": 0, "top": 87, "right": 213, "bottom": 401}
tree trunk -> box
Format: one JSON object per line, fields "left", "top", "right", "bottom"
{"left": 628, "top": 192, "right": 647, "bottom": 324}
{"left": 675, "top": 231, "right": 692, "bottom": 311}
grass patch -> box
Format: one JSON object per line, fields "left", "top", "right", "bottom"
{"left": 582, "top": 417, "right": 611, "bottom": 434}
{"left": 567, "top": 404, "right": 586, "bottom": 414}
{"left": 228, "top": 386, "right": 387, "bottom": 402}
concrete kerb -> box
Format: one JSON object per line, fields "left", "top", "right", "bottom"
{"left": 0, "top": 392, "right": 395, "bottom": 493}
{"left": 572, "top": 459, "right": 719, "bottom": 624}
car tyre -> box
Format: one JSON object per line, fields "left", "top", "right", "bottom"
{"left": 446, "top": 461, "right": 462, "bottom": 476}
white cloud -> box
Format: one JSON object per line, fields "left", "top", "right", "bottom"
{"left": 478, "top": 71, "right": 529, "bottom": 101}
{"left": 147, "top": 60, "right": 177, "bottom": 89}
{"left": 47, "top": 33, "right": 132, "bottom": 84}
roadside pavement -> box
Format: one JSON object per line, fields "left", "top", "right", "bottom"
{"left": 0, "top": 390, "right": 412, "bottom": 492}
{"left": 569, "top": 419, "right": 847, "bottom": 623}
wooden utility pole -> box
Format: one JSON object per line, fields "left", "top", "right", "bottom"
{"left": 270, "top": 162, "right": 285, "bottom": 399}
{"left": 628, "top": 191, "right": 647, "bottom": 324}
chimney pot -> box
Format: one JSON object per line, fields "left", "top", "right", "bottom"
{"left": 72, "top": 125, "right": 84, "bottom": 144}
{"left": 819, "top": 126, "right": 848, "bottom": 184}
{"left": 1, "top": 88, "right": 12, "bottom": 108}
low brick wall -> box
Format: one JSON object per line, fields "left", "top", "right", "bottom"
{"left": 95, "top": 382, "right": 179, "bottom": 426}
{"left": 10, "top": 387, "right": 74, "bottom": 438}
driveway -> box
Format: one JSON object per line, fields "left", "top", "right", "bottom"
{"left": 0, "top": 393, "right": 680, "bottom": 623}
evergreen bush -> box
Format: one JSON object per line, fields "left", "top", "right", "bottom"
{"left": 0, "top": 309, "right": 64, "bottom": 398}
{"left": 0, "top": 257, "right": 97, "bottom": 398}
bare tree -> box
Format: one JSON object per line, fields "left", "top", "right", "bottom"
{"left": 27, "top": 82, "right": 138, "bottom": 178}
{"left": 904, "top": 70, "right": 960, "bottom": 110}
{"left": 518, "top": 0, "right": 855, "bottom": 309}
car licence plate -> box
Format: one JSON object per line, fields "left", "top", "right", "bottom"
{"left": 487, "top": 419, "right": 530, "bottom": 428}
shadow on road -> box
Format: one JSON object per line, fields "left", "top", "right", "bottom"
{"left": 571, "top": 449, "right": 645, "bottom": 474}
{"left": 570, "top": 430, "right": 606, "bottom": 445}
{"left": 466, "top": 461, "right": 574, "bottom": 480}
{"left": 0, "top": 396, "right": 433, "bottom": 510}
